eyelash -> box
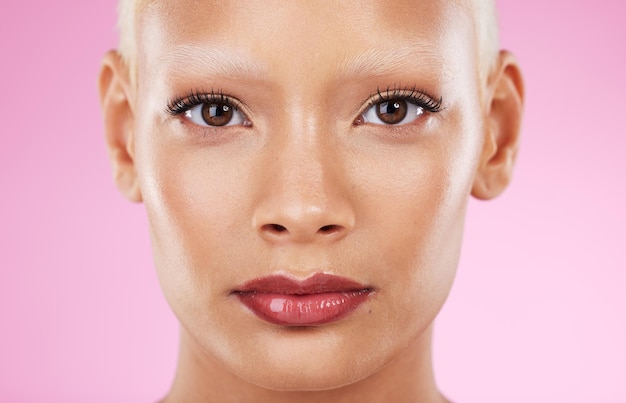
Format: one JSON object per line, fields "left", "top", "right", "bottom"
{"left": 363, "top": 85, "right": 443, "bottom": 114}
{"left": 165, "top": 89, "right": 241, "bottom": 116}
{"left": 164, "top": 86, "right": 443, "bottom": 124}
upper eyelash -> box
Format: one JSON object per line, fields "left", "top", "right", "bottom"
{"left": 165, "top": 89, "right": 239, "bottom": 116}
{"left": 365, "top": 85, "right": 443, "bottom": 113}
{"left": 166, "top": 86, "right": 441, "bottom": 118}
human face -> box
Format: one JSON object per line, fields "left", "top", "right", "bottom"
{"left": 133, "top": 0, "right": 483, "bottom": 391}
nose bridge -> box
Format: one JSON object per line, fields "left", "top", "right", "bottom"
{"left": 252, "top": 121, "right": 355, "bottom": 244}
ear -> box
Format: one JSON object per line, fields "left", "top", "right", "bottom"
{"left": 98, "top": 50, "right": 142, "bottom": 202}
{"left": 472, "top": 50, "right": 525, "bottom": 200}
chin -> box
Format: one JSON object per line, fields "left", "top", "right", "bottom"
{"left": 240, "top": 360, "right": 371, "bottom": 392}
{"left": 220, "top": 326, "right": 387, "bottom": 392}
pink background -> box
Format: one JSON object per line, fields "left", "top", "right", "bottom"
{"left": 1, "top": 1, "right": 625, "bottom": 401}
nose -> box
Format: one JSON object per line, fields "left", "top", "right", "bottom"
{"left": 252, "top": 135, "right": 355, "bottom": 245}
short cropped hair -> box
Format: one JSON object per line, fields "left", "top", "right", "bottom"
{"left": 117, "top": 0, "right": 499, "bottom": 86}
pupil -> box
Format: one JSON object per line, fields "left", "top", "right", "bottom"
{"left": 212, "top": 105, "right": 225, "bottom": 116}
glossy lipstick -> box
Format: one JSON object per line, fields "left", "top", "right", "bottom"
{"left": 233, "top": 273, "right": 373, "bottom": 326}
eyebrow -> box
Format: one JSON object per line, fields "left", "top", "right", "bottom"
{"left": 157, "top": 44, "right": 444, "bottom": 83}
{"left": 158, "top": 44, "right": 268, "bottom": 80}
{"left": 335, "top": 46, "right": 442, "bottom": 78}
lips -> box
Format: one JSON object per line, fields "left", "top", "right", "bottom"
{"left": 233, "top": 273, "right": 374, "bottom": 326}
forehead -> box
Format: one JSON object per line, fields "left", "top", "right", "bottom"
{"left": 135, "top": 0, "right": 477, "bottom": 90}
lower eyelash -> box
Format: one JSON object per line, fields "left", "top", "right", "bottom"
{"left": 370, "top": 85, "right": 443, "bottom": 113}
{"left": 165, "top": 89, "right": 238, "bottom": 116}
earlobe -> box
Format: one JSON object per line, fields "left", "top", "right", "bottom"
{"left": 98, "top": 50, "right": 142, "bottom": 202}
{"left": 472, "top": 50, "right": 525, "bottom": 200}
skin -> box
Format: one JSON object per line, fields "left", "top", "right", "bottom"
{"left": 99, "top": 1, "right": 524, "bottom": 402}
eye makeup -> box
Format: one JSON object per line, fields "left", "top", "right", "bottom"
{"left": 353, "top": 85, "right": 444, "bottom": 127}
{"left": 165, "top": 88, "right": 243, "bottom": 117}
{"left": 362, "top": 85, "right": 443, "bottom": 115}
{"left": 163, "top": 84, "right": 443, "bottom": 131}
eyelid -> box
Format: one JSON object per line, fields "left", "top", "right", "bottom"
{"left": 359, "top": 85, "right": 443, "bottom": 116}
{"left": 165, "top": 89, "right": 249, "bottom": 119}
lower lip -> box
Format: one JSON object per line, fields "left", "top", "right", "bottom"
{"left": 236, "top": 290, "right": 371, "bottom": 326}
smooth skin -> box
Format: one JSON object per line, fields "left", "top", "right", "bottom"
{"left": 99, "top": 1, "right": 523, "bottom": 402}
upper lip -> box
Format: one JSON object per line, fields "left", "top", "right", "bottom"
{"left": 233, "top": 272, "right": 373, "bottom": 295}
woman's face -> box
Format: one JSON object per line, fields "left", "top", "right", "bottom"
{"left": 132, "top": 0, "right": 484, "bottom": 390}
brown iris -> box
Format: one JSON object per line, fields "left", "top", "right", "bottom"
{"left": 376, "top": 100, "right": 408, "bottom": 125}
{"left": 201, "top": 103, "right": 234, "bottom": 126}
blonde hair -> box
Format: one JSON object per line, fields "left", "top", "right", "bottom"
{"left": 117, "top": 0, "right": 142, "bottom": 82}
{"left": 472, "top": 0, "right": 501, "bottom": 84}
{"left": 117, "top": 0, "right": 499, "bottom": 85}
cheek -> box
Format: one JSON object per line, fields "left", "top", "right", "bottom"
{"left": 364, "top": 166, "right": 458, "bottom": 297}
{"left": 133, "top": 125, "right": 251, "bottom": 321}
{"left": 357, "top": 116, "right": 481, "bottom": 326}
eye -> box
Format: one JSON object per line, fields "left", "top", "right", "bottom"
{"left": 356, "top": 87, "right": 443, "bottom": 127}
{"left": 165, "top": 90, "right": 251, "bottom": 128}
{"left": 362, "top": 99, "right": 424, "bottom": 126}
{"left": 184, "top": 102, "right": 246, "bottom": 127}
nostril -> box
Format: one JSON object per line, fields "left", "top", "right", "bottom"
{"left": 257, "top": 223, "right": 348, "bottom": 240}
{"left": 262, "top": 223, "right": 288, "bottom": 234}
{"left": 318, "top": 224, "right": 342, "bottom": 234}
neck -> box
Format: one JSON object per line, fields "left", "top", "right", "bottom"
{"left": 162, "top": 325, "right": 448, "bottom": 403}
